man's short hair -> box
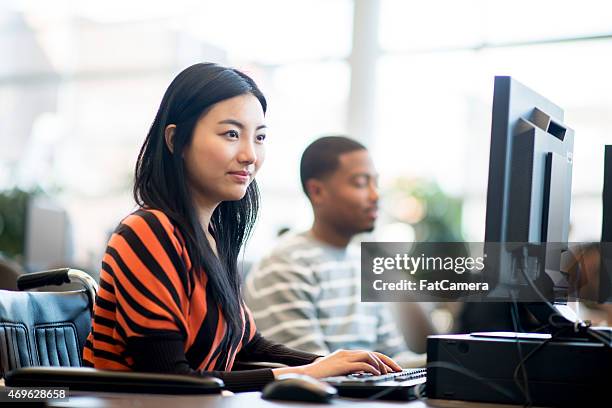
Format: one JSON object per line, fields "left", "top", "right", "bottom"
{"left": 300, "top": 136, "right": 366, "bottom": 197}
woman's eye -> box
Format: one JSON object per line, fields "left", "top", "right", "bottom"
{"left": 256, "top": 134, "right": 266, "bottom": 142}
{"left": 225, "top": 130, "right": 239, "bottom": 139}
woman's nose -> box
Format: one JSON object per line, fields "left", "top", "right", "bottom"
{"left": 237, "top": 139, "right": 257, "bottom": 164}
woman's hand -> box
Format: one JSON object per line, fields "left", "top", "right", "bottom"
{"left": 301, "top": 349, "right": 402, "bottom": 378}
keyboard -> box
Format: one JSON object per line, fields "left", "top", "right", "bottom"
{"left": 321, "top": 368, "right": 427, "bottom": 400}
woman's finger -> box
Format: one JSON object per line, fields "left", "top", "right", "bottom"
{"left": 351, "top": 351, "right": 384, "bottom": 374}
{"left": 373, "top": 352, "right": 403, "bottom": 372}
{"left": 351, "top": 362, "right": 380, "bottom": 376}
{"left": 369, "top": 352, "right": 388, "bottom": 374}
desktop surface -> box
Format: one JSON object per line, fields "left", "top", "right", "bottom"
{"left": 42, "top": 390, "right": 530, "bottom": 408}
{"left": 47, "top": 390, "right": 421, "bottom": 408}
{"left": 0, "top": 379, "right": 579, "bottom": 408}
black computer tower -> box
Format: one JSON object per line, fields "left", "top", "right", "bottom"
{"left": 427, "top": 333, "right": 611, "bottom": 407}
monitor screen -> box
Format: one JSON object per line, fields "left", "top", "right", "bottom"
{"left": 24, "top": 196, "right": 73, "bottom": 272}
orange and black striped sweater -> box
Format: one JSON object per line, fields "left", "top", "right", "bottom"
{"left": 83, "top": 209, "right": 319, "bottom": 391}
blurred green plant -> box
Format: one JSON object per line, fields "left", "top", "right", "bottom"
{"left": 385, "top": 177, "right": 464, "bottom": 242}
{"left": 0, "top": 188, "right": 39, "bottom": 263}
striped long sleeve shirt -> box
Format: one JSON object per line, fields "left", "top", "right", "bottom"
{"left": 244, "top": 231, "right": 411, "bottom": 360}
{"left": 83, "top": 209, "right": 318, "bottom": 391}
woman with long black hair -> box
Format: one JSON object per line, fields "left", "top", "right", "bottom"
{"left": 83, "top": 63, "right": 401, "bottom": 392}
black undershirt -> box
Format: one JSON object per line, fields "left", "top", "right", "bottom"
{"left": 127, "top": 332, "right": 321, "bottom": 392}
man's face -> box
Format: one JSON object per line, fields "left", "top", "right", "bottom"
{"left": 315, "top": 149, "right": 379, "bottom": 234}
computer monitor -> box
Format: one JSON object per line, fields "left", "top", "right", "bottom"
{"left": 24, "top": 195, "right": 73, "bottom": 272}
{"left": 599, "top": 145, "right": 612, "bottom": 302}
{"left": 478, "top": 76, "right": 610, "bottom": 335}
{"left": 483, "top": 76, "right": 575, "bottom": 307}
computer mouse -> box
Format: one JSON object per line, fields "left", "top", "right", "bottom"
{"left": 262, "top": 374, "right": 338, "bottom": 403}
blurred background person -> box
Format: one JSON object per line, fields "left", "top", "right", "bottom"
{"left": 245, "top": 136, "right": 426, "bottom": 367}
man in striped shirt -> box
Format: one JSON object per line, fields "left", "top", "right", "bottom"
{"left": 244, "top": 136, "right": 424, "bottom": 367}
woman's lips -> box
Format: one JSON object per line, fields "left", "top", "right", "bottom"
{"left": 228, "top": 171, "right": 250, "bottom": 183}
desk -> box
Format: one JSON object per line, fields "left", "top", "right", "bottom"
{"left": 42, "top": 390, "right": 522, "bottom": 408}
{"left": 1, "top": 378, "right": 521, "bottom": 408}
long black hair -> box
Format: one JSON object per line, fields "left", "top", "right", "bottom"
{"left": 133, "top": 63, "right": 266, "bottom": 367}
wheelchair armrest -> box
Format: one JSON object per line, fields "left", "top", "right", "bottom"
{"left": 17, "top": 268, "right": 98, "bottom": 308}
{"left": 4, "top": 367, "right": 223, "bottom": 394}
{"left": 17, "top": 268, "right": 71, "bottom": 290}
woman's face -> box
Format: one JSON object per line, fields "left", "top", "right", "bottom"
{"left": 183, "top": 93, "right": 266, "bottom": 205}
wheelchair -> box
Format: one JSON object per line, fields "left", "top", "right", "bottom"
{"left": 0, "top": 268, "right": 222, "bottom": 394}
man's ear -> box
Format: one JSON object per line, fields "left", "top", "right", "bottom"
{"left": 306, "top": 179, "right": 327, "bottom": 206}
{"left": 164, "top": 124, "right": 177, "bottom": 153}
